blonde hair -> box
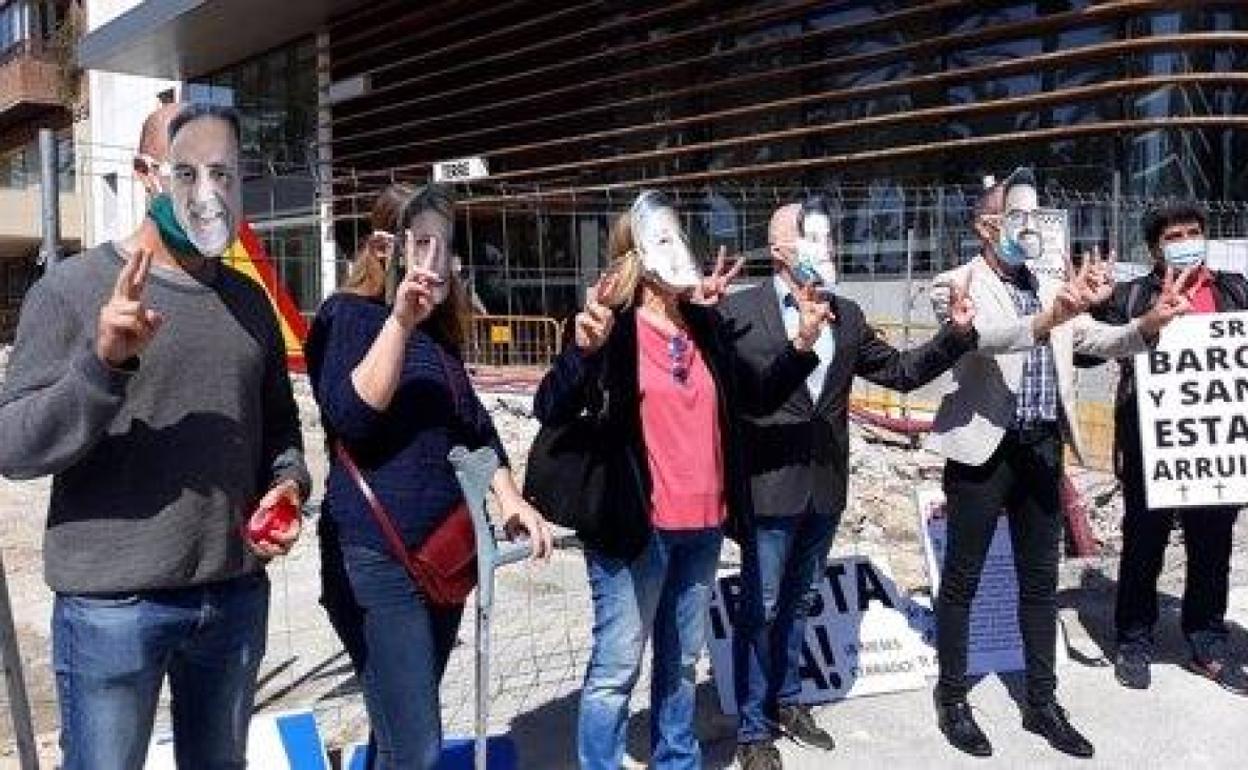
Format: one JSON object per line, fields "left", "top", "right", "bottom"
{"left": 596, "top": 213, "right": 645, "bottom": 309}
{"left": 341, "top": 183, "right": 414, "bottom": 299}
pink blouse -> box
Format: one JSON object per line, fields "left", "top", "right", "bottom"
{"left": 636, "top": 312, "right": 726, "bottom": 530}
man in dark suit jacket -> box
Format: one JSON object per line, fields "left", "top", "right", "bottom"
{"left": 1092, "top": 204, "right": 1248, "bottom": 696}
{"left": 720, "top": 196, "right": 976, "bottom": 770}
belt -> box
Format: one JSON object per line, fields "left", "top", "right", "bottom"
{"left": 1010, "top": 418, "right": 1059, "bottom": 435}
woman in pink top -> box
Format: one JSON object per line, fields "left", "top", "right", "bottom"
{"left": 534, "top": 190, "right": 828, "bottom": 769}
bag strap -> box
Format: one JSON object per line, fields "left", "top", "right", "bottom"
{"left": 334, "top": 440, "right": 416, "bottom": 573}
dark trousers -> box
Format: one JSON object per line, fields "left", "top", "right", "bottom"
{"left": 1114, "top": 472, "right": 1238, "bottom": 659}
{"left": 936, "top": 425, "right": 1062, "bottom": 706}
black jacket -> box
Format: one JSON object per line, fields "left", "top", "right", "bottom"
{"left": 719, "top": 282, "right": 975, "bottom": 518}
{"left": 1092, "top": 267, "right": 1248, "bottom": 498}
{"left": 533, "top": 303, "right": 818, "bottom": 560}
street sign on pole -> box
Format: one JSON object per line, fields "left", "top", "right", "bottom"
{"left": 433, "top": 156, "right": 490, "bottom": 183}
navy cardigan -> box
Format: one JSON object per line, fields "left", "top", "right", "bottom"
{"left": 306, "top": 293, "right": 508, "bottom": 552}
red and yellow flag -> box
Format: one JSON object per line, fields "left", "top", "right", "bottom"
{"left": 223, "top": 221, "right": 310, "bottom": 372}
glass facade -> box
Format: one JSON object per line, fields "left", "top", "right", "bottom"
{"left": 317, "top": 1, "right": 1247, "bottom": 320}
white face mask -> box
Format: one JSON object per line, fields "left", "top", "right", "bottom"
{"left": 631, "top": 191, "right": 701, "bottom": 293}
{"left": 168, "top": 118, "right": 241, "bottom": 259}
{"left": 1162, "top": 238, "right": 1206, "bottom": 268}
{"left": 794, "top": 212, "right": 836, "bottom": 286}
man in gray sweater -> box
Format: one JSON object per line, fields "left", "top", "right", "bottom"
{"left": 0, "top": 103, "right": 309, "bottom": 770}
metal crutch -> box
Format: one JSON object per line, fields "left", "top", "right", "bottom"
{"left": 449, "top": 446, "right": 533, "bottom": 770}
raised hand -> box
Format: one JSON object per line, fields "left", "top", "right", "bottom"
{"left": 391, "top": 231, "right": 441, "bottom": 332}
{"left": 948, "top": 268, "right": 976, "bottom": 336}
{"left": 1078, "top": 247, "right": 1115, "bottom": 307}
{"left": 692, "top": 246, "right": 745, "bottom": 306}
{"left": 792, "top": 284, "right": 832, "bottom": 352}
{"left": 1139, "top": 265, "right": 1194, "bottom": 337}
{"left": 574, "top": 274, "right": 616, "bottom": 354}
{"left": 97, "top": 247, "right": 162, "bottom": 367}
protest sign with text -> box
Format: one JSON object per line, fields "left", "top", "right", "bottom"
{"left": 706, "top": 555, "right": 927, "bottom": 714}
{"left": 1134, "top": 310, "right": 1248, "bottom": 509}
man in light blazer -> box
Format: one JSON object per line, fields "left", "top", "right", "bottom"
{"left": 925, "top": 168, "right": 1189, "bottom": 760}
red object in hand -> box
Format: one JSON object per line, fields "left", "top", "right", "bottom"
{"left": 244, "top": 496, "right": 299, "bottom": 546}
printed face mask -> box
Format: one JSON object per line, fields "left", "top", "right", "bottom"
{"left": 793, "top": 213, "right": 836, "bottom": 287}
{"left": 631, "top": 191, "right": 701, "bottom": 293}
{"left": 407, "top": 210, "right": 453, "bottom": 305}
{"left": 167, "top": 117, "right": 242, "bottom": 259}
{"left": 997, "top": 182, "right": 1042, "bottom": 266}
{"left": 386, "top": 209, "right": 453, "bottom": 306}
{"left": 1162, "top": 238, "right": 1206, "bottom": 268}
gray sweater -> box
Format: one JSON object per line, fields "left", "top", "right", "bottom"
{"left": 0, "top": 243, "right": 310, "bottom": 593}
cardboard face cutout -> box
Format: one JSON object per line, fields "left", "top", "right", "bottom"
{"left": 631, "top": 190, "right": 701, "bottom": 293}
{"left": 997, "top": 177, "right": 1042, "bottom": 266}
{"left": 167, "top": 117, "right": 241, "bottom": 259}
{"left": 794, "top": 212, "right": 836, "bottom": 287}
{"left": 406, "top": 209, "right": 453, "bottom": 305}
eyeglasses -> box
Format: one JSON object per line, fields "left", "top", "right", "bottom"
{"left": 668, "top": 334, "right": 690, "bottom": 386}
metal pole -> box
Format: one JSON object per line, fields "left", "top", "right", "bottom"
{"left": 1111, "top": 169, "right": 1122, "bottom": 260}
{"left": 0, "top": 549, "right": 39, "bottom": 770}
{"left": 38, "top": 128, "right": 60, "bottom": 268}
{"left": 316, "top": 29, "right": 338, "bottom": 300}
{"left": 903, "top": 227, "right": 915, "bottom": 447}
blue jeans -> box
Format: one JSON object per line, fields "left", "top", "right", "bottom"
{"left": 52, "top": 572, "right": 269, "bottom": 770}
{"left": 578, "top": 527, "right": 723, "bottom": 770}
{"left": 336, "top": 543, "right": 463, "bottom": 770}
{"left": 733, "top": 508, "right": 837, "bottom": 743}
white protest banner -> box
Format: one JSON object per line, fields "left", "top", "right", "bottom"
{"left": 706, "top": 555, "right": 927, "bottom": 714}
{"left": 1134, "top": 310, "right": 1248, "bottom": 509}
{"left": 433, "top": 155, "right": 490, "bottom": 183}
{"left": 918, "top": 487, "right": 1067, "bottom": 674}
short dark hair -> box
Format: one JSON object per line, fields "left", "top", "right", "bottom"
{"left": 797, "top": 193, "right": 833, "bottom": 237}
{"left": 1144, "top": 204, "right": 1207, "bottom": 249}
{"left": 168, "top": 103, "right": 242, "bottom": 147}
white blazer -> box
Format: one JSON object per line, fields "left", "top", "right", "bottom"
{"left": 925, "top": 255, "right": 1148, "bottom": 467}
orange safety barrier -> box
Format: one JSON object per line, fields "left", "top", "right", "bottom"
{"left": 466, "top": 314, "right": 562, "bottom": 368}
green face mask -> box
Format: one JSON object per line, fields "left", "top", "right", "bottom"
{"left": 147, "top": 193, "right": 199, "bottom": 257}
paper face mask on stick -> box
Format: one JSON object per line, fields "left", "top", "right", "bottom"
{"left": 631, "top": 190, "right": 701, "bottom": 293}
{"left": 167, "top": 116, "right": 242, "bottom": 259}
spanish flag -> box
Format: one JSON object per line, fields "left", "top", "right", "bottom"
{"left": 222, "top": 220, "right": 309, "bottom": 372}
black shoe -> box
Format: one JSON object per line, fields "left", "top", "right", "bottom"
{"left": 1114, "top": 647, "right": 1151, "bottom": 689}
{"left": 736, "top": 740, "right": 783, "bottom": 770}
{"left": 777, "top": 704, "right": 836, "bottom": 751}
{"left": 934, "top": 695, "right": 992, "bottom": 757}
{"left": 1186, "top": 655, "right": 1248, "bottom": 697}
{"left": 1022, "top": 701, "right": 1095, "bottom": 758}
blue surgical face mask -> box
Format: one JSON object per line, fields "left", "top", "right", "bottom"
{"left": 996, "top": 232, "right": 1032, "bottom": 266}
{"left": 1162, "top": 238, "right": 1206, "bottom": 267}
